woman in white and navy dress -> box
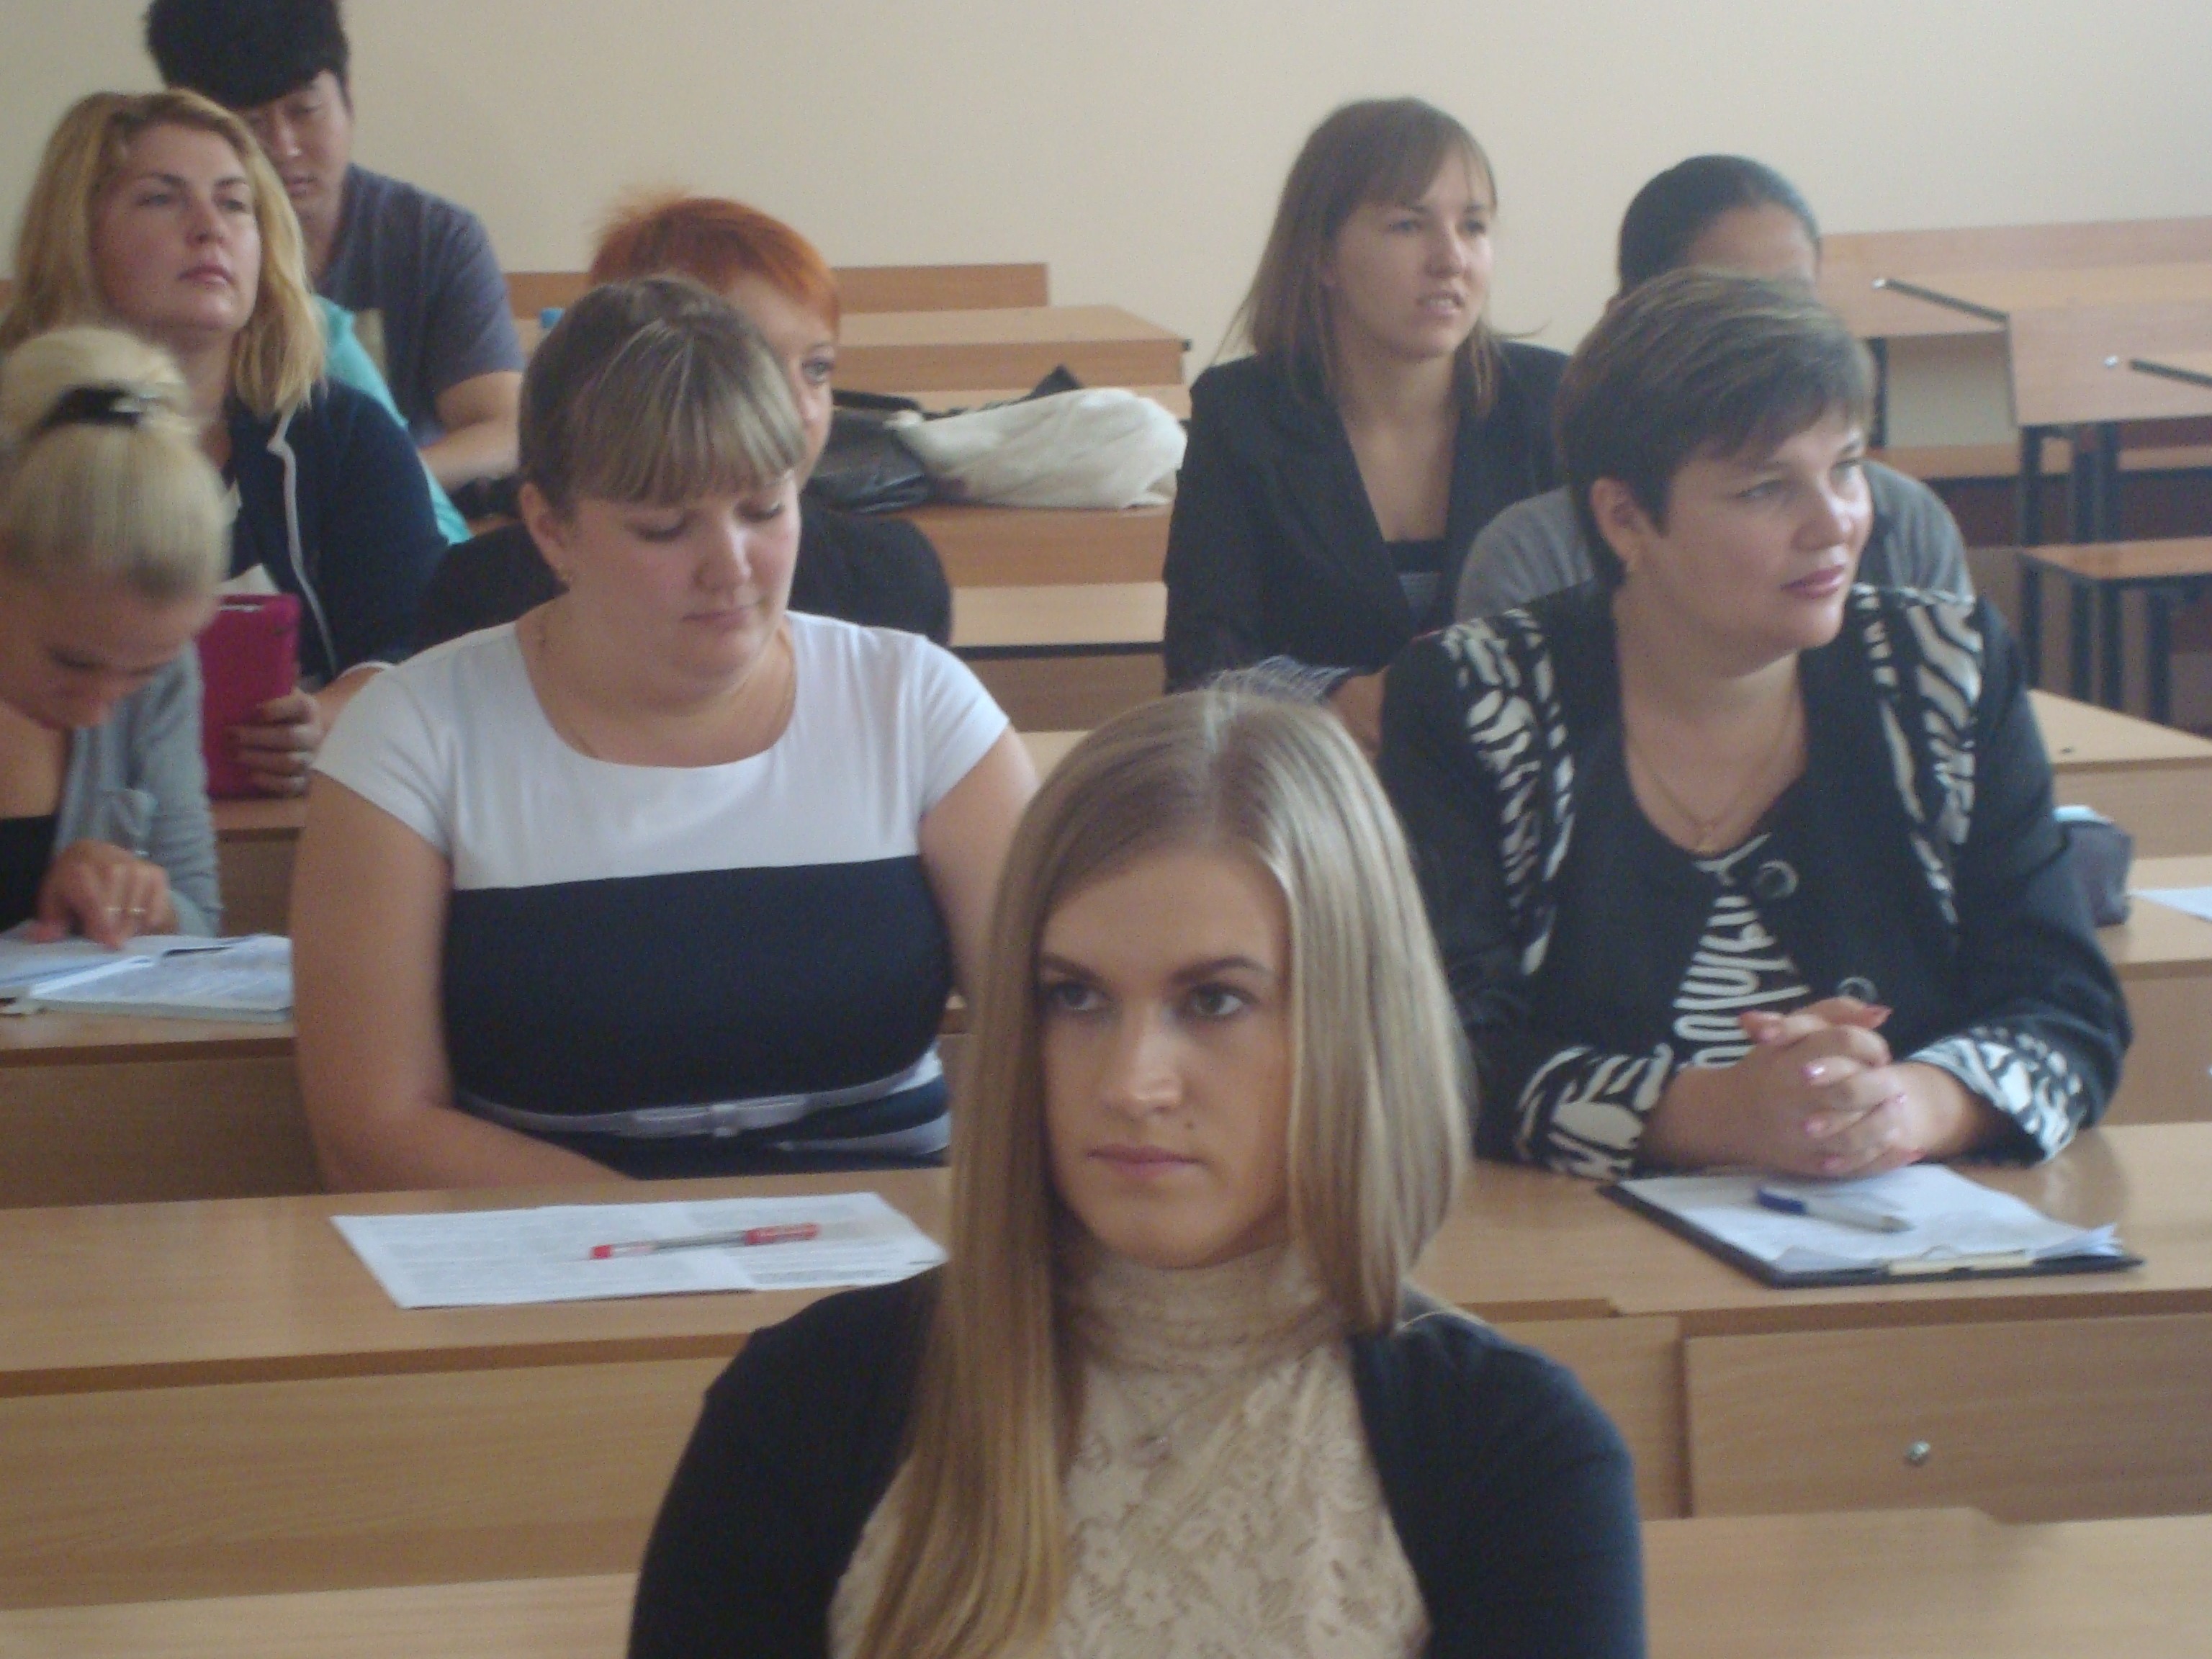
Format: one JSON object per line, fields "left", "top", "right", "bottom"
{"left": 292, "top": 277, "right": 1036, "bottom": 1189}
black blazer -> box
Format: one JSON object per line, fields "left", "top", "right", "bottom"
{"left": 1163, "top": 343, "right": 1565, "bottom": 690}
{"left": 1380, "top": 583, "right": 2130, "bottom": 1174}
{"left": 413, "top": 503, "right": 953, "bottom": 652}
{"left": 629, "top": 1272, "right": 1644, "bottom": 1659}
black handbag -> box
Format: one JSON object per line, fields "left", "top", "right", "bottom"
{"left": 2056, "top": 806, "right": 2133, "bottom": 927}
{"left": 804, "top": 402, "right": 930, "bottom": 515}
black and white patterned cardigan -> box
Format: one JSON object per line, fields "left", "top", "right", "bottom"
{"left": 1380, "top": 583, "right": 2130, "bottom": 1179}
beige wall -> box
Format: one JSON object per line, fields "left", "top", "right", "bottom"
{"left": 5, "top": 0, "right": 2211, "bottom": 440}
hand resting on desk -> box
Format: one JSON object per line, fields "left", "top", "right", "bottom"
{"left": 1640, "top": 996, "right": 2008, "bottom": 1179}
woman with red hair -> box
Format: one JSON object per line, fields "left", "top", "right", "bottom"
{"left": 417, "top": 196, "right": 950, "bottom": 647}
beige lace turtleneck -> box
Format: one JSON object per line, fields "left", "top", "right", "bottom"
{"left": 827, "top": 1241, "right": 1428, "bottom": 1658}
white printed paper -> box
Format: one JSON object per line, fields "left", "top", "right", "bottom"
{"left": 332, "top": 1190, "right": 945, "bottom": 1309}
{"left": 1618, "top": 1165, "right": 2124, "bottom": 1274}
{"left": 3, "top": 935, "right": 290, "bottom": 1020}
{"left": 0, "top": 928, "right": 240, "bottom": 993}
{"left": 2136, "top": 887, "right": 2212, "bottom": 926}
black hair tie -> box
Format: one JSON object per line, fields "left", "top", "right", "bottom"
{"left": 30, "top": 384, "right": 153, "bottom": 441}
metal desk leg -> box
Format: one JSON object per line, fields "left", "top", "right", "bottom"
{"left": 2096, "top": 422, "right": 2123, "bottom": 539}
{"left": 2018, "top": 427, "right": 2046, "bottom": 546}
{"left": 2070, "top": 426, "right": 2099, "bottom": 544}
{"left": 2099, "top": 585, "right": 2125, "bottom": 709}
{"left": 2149, "top": 586, "right": 2175, "bottom": 726}
{"left": 2069, "top": 580, "right": 2094, "bottom": 701}
{"left": 1869, "top": 339, "right": 1889, "bottom": 451}
{"left": 2019, "top": 561, "right": 2044, "bottom": 688}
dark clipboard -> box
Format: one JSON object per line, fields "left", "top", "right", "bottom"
{"left": 1600, "top": 1181, "right": 2144, "bottom": 1289}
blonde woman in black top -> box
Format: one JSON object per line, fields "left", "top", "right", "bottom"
{"left": 632, "top": 694, "right": 1642, "bottom": 1658}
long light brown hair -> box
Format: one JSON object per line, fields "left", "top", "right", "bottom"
{"left": 1229, "top": 96, "right": 1503, "bottom": 414}
{"left": 0, "top": 89, "right": 324, "bottom": 418}
{"left": 854, "top": 691, "right": 1470, "bottom": 1659}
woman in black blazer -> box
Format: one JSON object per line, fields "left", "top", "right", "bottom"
{"left": 1164, "top": 97, "right": 1564, "bottom": 748}
{"left": 1380, "top": 270, "right": 2127, "bottom": 1179}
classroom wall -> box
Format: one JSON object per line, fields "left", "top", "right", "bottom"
{"left": 5, "top": 0, "right": 2211, "bottom": 443}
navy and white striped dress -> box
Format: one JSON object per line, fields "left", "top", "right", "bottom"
{"left": 315, "top": 611, "right": 1007, "bottom": 1175}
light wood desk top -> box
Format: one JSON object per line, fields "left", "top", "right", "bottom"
{"left": 4, "top": 1125, "right": 2203, "bottom": 1394}
{"left": 838, "top": 304, "right": 1180, "bottom": 351}
{"left": 951, "top": 580, "right": 1165, "bottom": 654}
{"left": 1019, "top": 729, "right": 1084, "bottom": 776}
{"left": 9, "top": 1509, "right": 2207, "bottom": 1658}
{"left": 1881, "top": 262, "right": 2212, "bottom": 321}
{"left": 2132, "top": 346, "right": 2212, "bottom": 392}
{"left": 2117, "top": 855, "right": 2212, "bottom": 975}
{"left": 1818, "top": 215, "right": 2212, "bottom": 341}
{"left": 835, "top": 305, "right": 1185, "bottom": 394}
{"left": 508, "top": 263, "right": 1050, "bottom": 320}
{"left": 1421, "top": 1124, "right": 2212, "bottom": 1337}
{"left": 2033, "top": 687, "right": 2212, "bottom": 765}
{"left": 2023, "top": 537, "right": 2212, "bottom": 585}
{"left": 901, "top": 501, "right": 1169, "bottom": 588}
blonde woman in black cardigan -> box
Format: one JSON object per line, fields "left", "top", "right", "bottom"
{"left": 1382, "top": 271, "right": 2127, "bottom": 1179}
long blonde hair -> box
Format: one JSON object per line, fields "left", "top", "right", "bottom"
{"left": 0, "top": 326, "right": 228, "bottom": 601}
{"left": 1230, "top": 96, "right": 1503, "bottom": 414}
{"left": 0, "top": 89, "right": 323, "bottom": 418}
{"left": 855, "top": 692, "right": 1470, "bottom": 1659}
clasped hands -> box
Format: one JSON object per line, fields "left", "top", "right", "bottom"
{"left": 1645, "top": 997, "right": 1997, "bottom": 1178}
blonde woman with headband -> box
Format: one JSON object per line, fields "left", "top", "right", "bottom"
{"left": 1, "top": 89, "right": 446, "bottom": 796}
{"left": 631, "top": 694, "right": 1644, "bottom": 1659}
{"left": 0, "top": 327, "right": 225, "bottom": 940}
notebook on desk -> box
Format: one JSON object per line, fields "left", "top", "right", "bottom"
{"left": 1602, "top": 1164, "right": 2139, "bottom": 1287}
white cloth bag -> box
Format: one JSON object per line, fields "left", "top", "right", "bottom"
{"left": 892, "top": 388, "right": 1184, "bottom": 510}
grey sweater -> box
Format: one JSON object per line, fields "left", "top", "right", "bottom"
{"left": 54, "top": 653, "right": 221, "bottom": 935}
{"left": 1455, "top": 462, "right": 1972, "bottom": 621}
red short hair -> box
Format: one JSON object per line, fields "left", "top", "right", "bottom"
{"left": 589, "top": 194, "right": 840, "bottom": 331}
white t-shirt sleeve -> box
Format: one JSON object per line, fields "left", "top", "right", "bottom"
{"left": 313, "top": 661, "right": 454, "bottom": 855}
{"left": 907, "top": 638, "right": 1011, "bottom": 814}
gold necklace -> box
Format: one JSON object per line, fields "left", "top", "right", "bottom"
{"left": 529, "top": 603, "right": 793, "bottom": 763}
{"left": 1627, "top": 686, "right": 1802, "bottom": 856}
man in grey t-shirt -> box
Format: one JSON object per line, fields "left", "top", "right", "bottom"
{"left": 1458, "top": 464, "right": 1970, "bottom": 619}
{"left": 146, "top": 0, "right": 525, "bottom": 492}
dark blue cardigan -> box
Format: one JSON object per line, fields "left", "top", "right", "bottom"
{"left": 226, "top": 380, "right": 447, "bottom": 683}
{"left": 629, "top": 1272, "right": 1645, "bottom": 1659}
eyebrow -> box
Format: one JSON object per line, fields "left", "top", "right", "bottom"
{"left": 127, "top": 168, "right": 251, "bottom": 192}
{"left": 1036, "top": 951, "right": 1275, "bottom": 984}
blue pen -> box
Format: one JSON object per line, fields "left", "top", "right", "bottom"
{"left": 1755, "top": 1185, "right": 1912, "bottom": 1234}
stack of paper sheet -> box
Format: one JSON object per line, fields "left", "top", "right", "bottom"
{"left": 333, "top": 1190, "right": 946, "bottom": 1309}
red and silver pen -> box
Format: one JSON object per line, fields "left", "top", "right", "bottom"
{"left": 590, "top": 1222, "right": 820, "bottom": 1259}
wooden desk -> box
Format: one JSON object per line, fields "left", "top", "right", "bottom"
{"left": 1020, "top": 729, "right": 1085, "bottom": 777}
{"left": 1818, "top": 217, "right": 2212, "bottom": 342}
{"left": 0, "top": 1166, "right": 1668, "bottom": 1606}
{"left": 2020, "top": 539, "right": 2212, "bottom": 717}
{"left": 952, "top": 581, "right": 1164, "bottom": 729}
{"left": 4, "top": 1128, "right": 2209, "bottom": 1606}
{"left": 508, "top": 263, "right": 1049, "bottom": 320}
{"left": 0, "top": 1015, "right": 306, "bottom": 1208}
{"left": 835, "top": 305, "right": 1184, "bottom": 395}
{"left": 10, "top": 1509, "right": 2204, "bottom": 1658}
{"left": 904, "top": 502, "right": 1169, "bottom": 588}
{"left": 2108, "top": 855, "right": 2212, "bottom": 1125}
{"left": 1870, "top": 271, "right": 2212, "bottom": 545}
{"left": 214, "top": 796, "right": 307, "bottom": 936}
{"left": 2034, "top": 688, "right": 2212, "bottom": 850}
